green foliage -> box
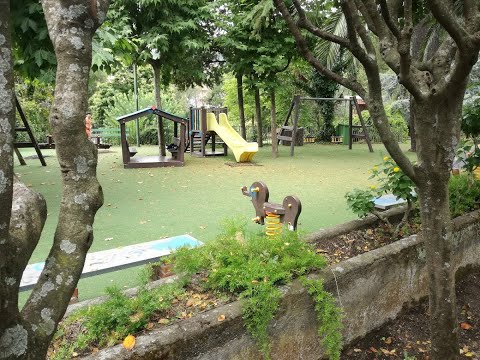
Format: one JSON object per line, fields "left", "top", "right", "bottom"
{"left": 448, "top": 174, "right": 480, "bottom": 218}
{"left": 358, "top": 105, "right": 409, "bottom": 143}
{"left": 53, "top": 218, "right": 338, "bottom": 359}
{"left": 216, "top": 0, "right": 297, "bottom": 91}
{"left": 372, "top": 157, "right": 416, "bottom": 202}
{"left": 11, "top": 0, "right": 56, "bottom": 82}
{"left": 345, "top": 157, "right": 417, "bottom": 218}
{"left": 301, "top": 278, "right": 343, "bottom": 360}
{"left": 15, "top": 80, "right": 54, "bottom": 142}
{"left": 345, "top": 188, "right": 377, "bottom": 218}
{"left": 462, "top": 101, "right": 480, "bottom": 139}
{"left": 53, "top": 283, "right": 184, "bottom": 358}
{"left": 174, "top": 219, "right": 327, "bottom": 358}
{"left": 99, "top": 0, "right": 220, "bottom": 88}
{"left": 455, "top": 140, "right": 480, "bottom": 173}
{"left": 242, "top": 284, "right": 281, "bottom": 356}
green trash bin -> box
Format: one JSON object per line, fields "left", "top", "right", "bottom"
{"left": 336, "top": 124, "right": 350, "bottom": 145}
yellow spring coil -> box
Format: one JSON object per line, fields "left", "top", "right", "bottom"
{"left": 265, "top": 211, "right": 282, "bottom": 237}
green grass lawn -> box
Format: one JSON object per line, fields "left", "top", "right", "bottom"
{"left": 16, "top": 142, "right": 414, "bottom": 302}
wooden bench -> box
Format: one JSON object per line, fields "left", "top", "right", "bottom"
{"left": 91, "top": 128, "right": 130, "bottom": 146}
{"left": 20, "top": 235, "right": 202, "bottom": 292}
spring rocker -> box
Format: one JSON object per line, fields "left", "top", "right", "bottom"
{"left": 241, "top": 181, "right": 302, "bottom": 236}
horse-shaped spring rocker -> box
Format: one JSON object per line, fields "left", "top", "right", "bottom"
{"left": 241, "top": 181, "right": 302, "bottom": 236}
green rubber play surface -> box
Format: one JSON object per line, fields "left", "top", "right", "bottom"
{"left": 16, "top": 143, "right": 414, "bottom": 303}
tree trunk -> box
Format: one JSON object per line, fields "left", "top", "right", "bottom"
{"left": 270, "top": 89, "right": 278, "bottom": 158}
{"left": 414, "top": 98, "right": 464, "bottom": 359}
{"left": 254, "top": 86, "right": 263, "bottom": 147}
{"left": 2, "top": 1, "right": 109, "bottom": 358}
{"left": 409, "top": 95, "right": 417, "bottom": 152}
{"left": 236, "top": 73, "right": 246, "bottom": 140}
{"left": 0, "top": 0, "right": 17, "bottom": 337}
{"left": 152, "top": 62, "right": 166, "bottom": 156}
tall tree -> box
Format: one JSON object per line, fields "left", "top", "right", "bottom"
{"left": 274, "top": 1, "right": 480, "bottom": 358}
{"left": 103, "top": 0, "right": 218, "bottom": 155}
{"left": 0, "top": 1, "right": 108, "bottom": 358}
{"left": 217, "top": 0, "right": 296, "bottom": 148}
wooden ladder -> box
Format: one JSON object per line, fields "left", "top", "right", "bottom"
{"left": 14, "top": 96, "right": 47, "bottom": 166}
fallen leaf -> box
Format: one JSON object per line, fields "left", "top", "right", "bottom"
{"left": 460, "top": 322, "right": 473, "bottom": 330}
{"left": 158, "top": 318, "right": 170, "bottom": 325}
{"left": 186, "top": 298, "right": 195, "bottom": 307}
{"left": 122, "top": 335, "right": 136, "bottom": 351}
{"left": 145, "top": 322, "right": 155, "bottom": 330}
{"left": 369, "top": 347, "right": 378, "bottom": 353}
{"left": 380, "top": 348, "right": 390, "bottom": 355}
{"left": 384, "top": 337, "right": 392, "bottom": 345}
{"left": 353, "top": 348, "right": 362, "bottom": 353}
{"left": 218, "top": 314, "right": 226, "bottom": 322}
{"left": 465, "top": 352, "right": 475, "bottom": 357}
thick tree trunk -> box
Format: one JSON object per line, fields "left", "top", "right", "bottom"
{"left": 254, "top": 87, "right": 263, "bottom": 147}
{"left": 414, "top": 98, "right": 464, "bottom": 359}
{"left": 1, "top": 1, "right": 109, "bottom": 358}
{"left": 236, "top": 73, "right": 246, "bottom": 140}
{"left": 152, "top": 62, "right": 166, "bottom": 156}
{"left": 0, "top": 0, "right": 17, "bottom": 338}
{"left": 270, "top": 89, "right": 278, "bottom": 158}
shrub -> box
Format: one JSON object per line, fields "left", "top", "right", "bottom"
{"left": 174, "top": 218, "right": 338, "bottom": 359}
{"left": 345, "top": 156, "right": 417, "bottom": 231}
{"left": 449, "top": 174, "right": 480, "bottom": 218}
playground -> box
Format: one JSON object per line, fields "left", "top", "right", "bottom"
{"left": 16, "top": 142, "right": 413, "bottom": 302}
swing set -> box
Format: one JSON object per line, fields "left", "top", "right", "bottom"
{"left": 279, "top": 95, "right": 374, "bottom": 156}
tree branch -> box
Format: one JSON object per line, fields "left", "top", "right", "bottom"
{"left": 426, "top": 0, "right": 470, "bottom": 51}
{"left": 273, "top": 0, "right": 366, "bottom": 98}
{"left": 292, "top": 0, "right": 350, "bottom": 48}
{"left": 379, "top": 0, "right": 401, "bottom": 39}
{"left": 346, "top": 0, "right": 382, "bottom": 68}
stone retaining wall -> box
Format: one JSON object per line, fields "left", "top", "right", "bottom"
{"left": 81, "top": 210, "right": 480, "bottom": 360}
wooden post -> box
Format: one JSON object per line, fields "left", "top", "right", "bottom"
{"left": 120, "top": 122, "right": 130, "bottom": 165}
{"left": 15, "top": 96, "right": 46, "bottom": 166}
{"left": 290, "top": 95, "right": 300, "bottom": 156}
{"left": 348, "top": 97, "right": 353, "bottom": 150}
{"left": 14, "top": 147, "right": 26, "bottom": 165}
{"left": 200, "top": 107, "right": 207, "bottom": 157}
{"left": 353, "top": 97, "right": 374, "bottom": 153}
{"left": 178, "top": 123, "right": 185, "bottom": 163}
{"left": 189, "top": 107, "right": 194, "bottom": 155}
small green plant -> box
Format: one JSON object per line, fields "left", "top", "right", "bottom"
{"left": 403, "top": 351, "right": 417, "bottom": 360}
{"left": 52, "top": 282, "right": 184, "bottom": 359}
{"left": 53, "top": 218, "right": 339, "bottom": 360}
{"left": 174, "top": 218, "right": 332, "bottom": 359}
{"left": 449, "top": 174, "right": 480, "bottom": 217}
{"left": 345, "top": 157, "right": 417, "bottom": 235}
{"left": 301, "top": 278, "right": 343, "bottom": 360}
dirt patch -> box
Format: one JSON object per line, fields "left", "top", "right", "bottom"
{"left": 342, "top": 268, "right": 480, "bottom": 359}
{"left": 224, "top": 162, "right": 262, "bottom": 167}
{"left": 313, "top": 219, "right": 421, "bottom": 264}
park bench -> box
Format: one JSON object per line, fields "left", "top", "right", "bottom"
{"left": 91, "top": 127, "right": 138, "bottom": 155}
{"left": 20, "top": 235, "right": 202, "bottom": 294}
{"left": 91, "top": 127, "right": 127, "bottom": 146}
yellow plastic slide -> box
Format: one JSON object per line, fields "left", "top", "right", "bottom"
{"left": 206, "top": 113, "right": 258, "bottom": 162}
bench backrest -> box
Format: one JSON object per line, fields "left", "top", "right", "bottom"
{"left": 91, "top": 128, "right": 130, "bottom": 137}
